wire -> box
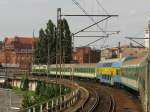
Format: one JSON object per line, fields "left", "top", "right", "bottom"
{"left": 83, "top": 36, "right": 107, "bottom": 47}
{"left": 95, "top": 0, "right": 109, "bottom": 15}
{"left": 72, "top": 0, "right": 107, "bottom": 34}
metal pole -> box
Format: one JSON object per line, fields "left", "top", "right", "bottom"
{"left": 47, "top": 32, "right": 50, "bottom": 81}
{"left": 57, "top": 8, "right": 62, "bottom": 96}
{"left": 148, "top": 21, "right": 150, "bottom": 111}
{"left": 32, "top": 30, "right": 35, "bottom": 76}
{"left": 71, "top": 34, "right": 74, "bottom": 83}
{"left": 149, "top": 23, "right": 150, "bottom": 51}
{"left": 88, "top": 48, "right": 90, "bottom": 63}
{"left": 56, "top": 28, "right": 58, "bottom": 83}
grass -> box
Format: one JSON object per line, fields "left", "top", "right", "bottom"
{"left": 12, "top": 87, "right": 35, "bottom": 97}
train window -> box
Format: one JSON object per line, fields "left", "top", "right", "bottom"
{"left": 103, "top": 63, "right": 112, "bottom": 67}
{"left": 106, "top": 75, "right": 108, "bottom": 80}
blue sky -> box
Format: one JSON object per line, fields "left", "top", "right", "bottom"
{"left": 0, "top": 0, "right": 150, "bottom": 48}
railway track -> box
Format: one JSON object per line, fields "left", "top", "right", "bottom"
{"left": 77, "top": 80, "right": 141, "bottom": 112}
{"left": 77, "top": 81, "right": 115, "bottom": 112}
{"left": 82, "top": 87, "right": 99, "bottom": 112}
{"left": 104, "top": 87, "right": 142, "bottom": 112}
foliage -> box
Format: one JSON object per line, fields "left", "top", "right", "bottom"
{"left": 61, "top": 18, "right": 72, "bottom": 63}
{"left": 21, "top": 77, "right": 29, "bottom": 91}
{"left": 22, "top": 92, "right": 34, "bottom": 108}
{"left": 34, "top": 18, "right": 72, "bottom": 64}
{"left": 21, "top": 79, "right": 71, "bottom": 109}
{"left": 3, "top": 79, "right": 12, "bottom": 89}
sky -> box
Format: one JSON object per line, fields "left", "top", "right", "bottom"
{"left": 0, "top": 0, "right": 150, "bottom": 48}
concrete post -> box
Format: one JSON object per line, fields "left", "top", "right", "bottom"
{"left": 40, "top": 104, "right": 42, "bottom": 112}
{"left": 59, "top": 97, "right": 62, "bottom": 110}
{"left": 28, "top": 108, "right": 31, "bottom": 112}
{"left": 33, "top": 107, "right": 35, "bottom": 112}
{"left": 46, "top": 102, "right": 49, "bottom": 110}
{"left": 63, "top": 96, "right": 66, "bottom": 109}
{"left": 55, "top": 98, "right": 58, "bottom": 111}
{"left": 51, "top": 100, "right": 54, "bottom": 112}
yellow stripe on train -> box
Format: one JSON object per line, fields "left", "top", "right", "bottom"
{"left": 96, "top": 68, "right": 120, "bottom": 76}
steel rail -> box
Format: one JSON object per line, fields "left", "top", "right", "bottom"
{"left": 109, "top": 95, "right": 116, "bottom": 112}
{"left": 88, "top": 90, "right": 100, "bottom": 112}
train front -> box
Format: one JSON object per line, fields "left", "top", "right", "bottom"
{"left": 95, "top": 59, "right": 122, "bottom": 86}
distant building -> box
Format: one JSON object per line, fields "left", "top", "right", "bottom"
{"left": 101, "top": 48, "right": 112, "bottom": 60}
{"left": 0, "top": 36, "right": 37, "bottom": 70}
{"left": 72, "top": 47, "right": 100, "bottom": 63}
{"left": 145, "top": 17, "right": 150, "bottom": 48}
{"left": 101, "top": 46, "right": 148, "bottom": 60}
{"left": 101, "top": 47, "right": 120, "bottom": 60}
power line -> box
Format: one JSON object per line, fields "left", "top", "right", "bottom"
{"left": 125, "top": 37, "right": 145, "bottom": 48}
{"left": 95, "top": 0, "right": 109, "bottom": 15}
{"left": 72, "top": 0, "right": 107, "bottom": 34}
{"left": 73, "top": 16, "right": 112, "bottom": 36}
{"left": 83, "top": 36, "right": 108, "bottom": 47}
{"left": 74, "top": 35, "right": 107, "bottom": 37}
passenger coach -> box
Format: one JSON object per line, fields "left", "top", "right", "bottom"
{"left": 95, "top": 56, "right": 134, "bottom": 86}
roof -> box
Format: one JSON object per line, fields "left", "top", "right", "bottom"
{"left": 16, "top": 37, "right": 33, "bottom": 44}
{"left": 99, "top": 58, "right": 121, "bottom": 64}
{"left": 121, "top": 48, "right": 148, "bottom": 57}
{"left": 122, "top": 57, "right": 145, "bottom": 66}
{"left": 5, "top": 36, "right": 38, "bottom": 45}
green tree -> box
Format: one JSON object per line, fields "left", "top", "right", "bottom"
{"left": 34, "top": 18, "right": 72, "bottom": 64}
{"left": 35, "top": 29, "right": 47, "bottom": 64}
{"left": 61, "top": 18, "right": 72, "bottom": 63}
{"left": 45, "top": 20, "right": 56, "bottom": 64}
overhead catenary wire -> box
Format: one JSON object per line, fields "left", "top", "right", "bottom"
{"left": 72, "top": 0, "right": 107, "bottom": 34}
{"left": 73, "top": 16, "right": 112, "bottom": 36}
{"left": 125, "top": 37, "right": 145, "bottom": 48}
{"left": 95, "top": 0, "right": 109, "bottom": 49}
{"left": 71, "top": 0, "right": 119, "bottom": 49}
{"left": 95, "top": 0, "right": 109, "bottom": 15}
{"left": 83, "top": 36, "right": 108, "bottom": 47}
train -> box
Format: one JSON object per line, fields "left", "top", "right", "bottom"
{"left": 32, "top": 55, "right": 150, "bottom": 111}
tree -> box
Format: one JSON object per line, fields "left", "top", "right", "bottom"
{"left": 61, "top": 18, "right": 72, "bottom": 63}
{"left": 45, "top": 20, "right": 56, "bottom": 64}
{"left": 34, "top": 18, "right": 72, "bottom": 64}
{"left": 35, "top": 29, "right": 47, "bottom": 64}
{"left": 35, "top": 20, "right": 56, "bottom": 64}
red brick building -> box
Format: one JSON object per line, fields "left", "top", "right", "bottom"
{"left": 0, "top": 36, "right": 37, "bottom": 69}
{"left": 72, "top": 47, "right": 100, "bottom": 63}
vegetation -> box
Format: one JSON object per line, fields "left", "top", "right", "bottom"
{"left": 21, "top": 79, "right": 71, "bottom": 109}
{"left": 3, "top": 77, "right": 71, "bottom": 110}
{"left": 20, "top": 77, "right": 29, "bottom": 91}
{"left": 3, "top": 79, "right": 12, "bottom": 89}
{"left": 35, "top": 18, "right": 72, "bottom": 64}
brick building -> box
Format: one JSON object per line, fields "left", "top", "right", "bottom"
{"left": 0, "top": 36, "right": 37, "bottom": 70}
{"left": 72, "top": 47, "right": 100, "bottom": 63}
